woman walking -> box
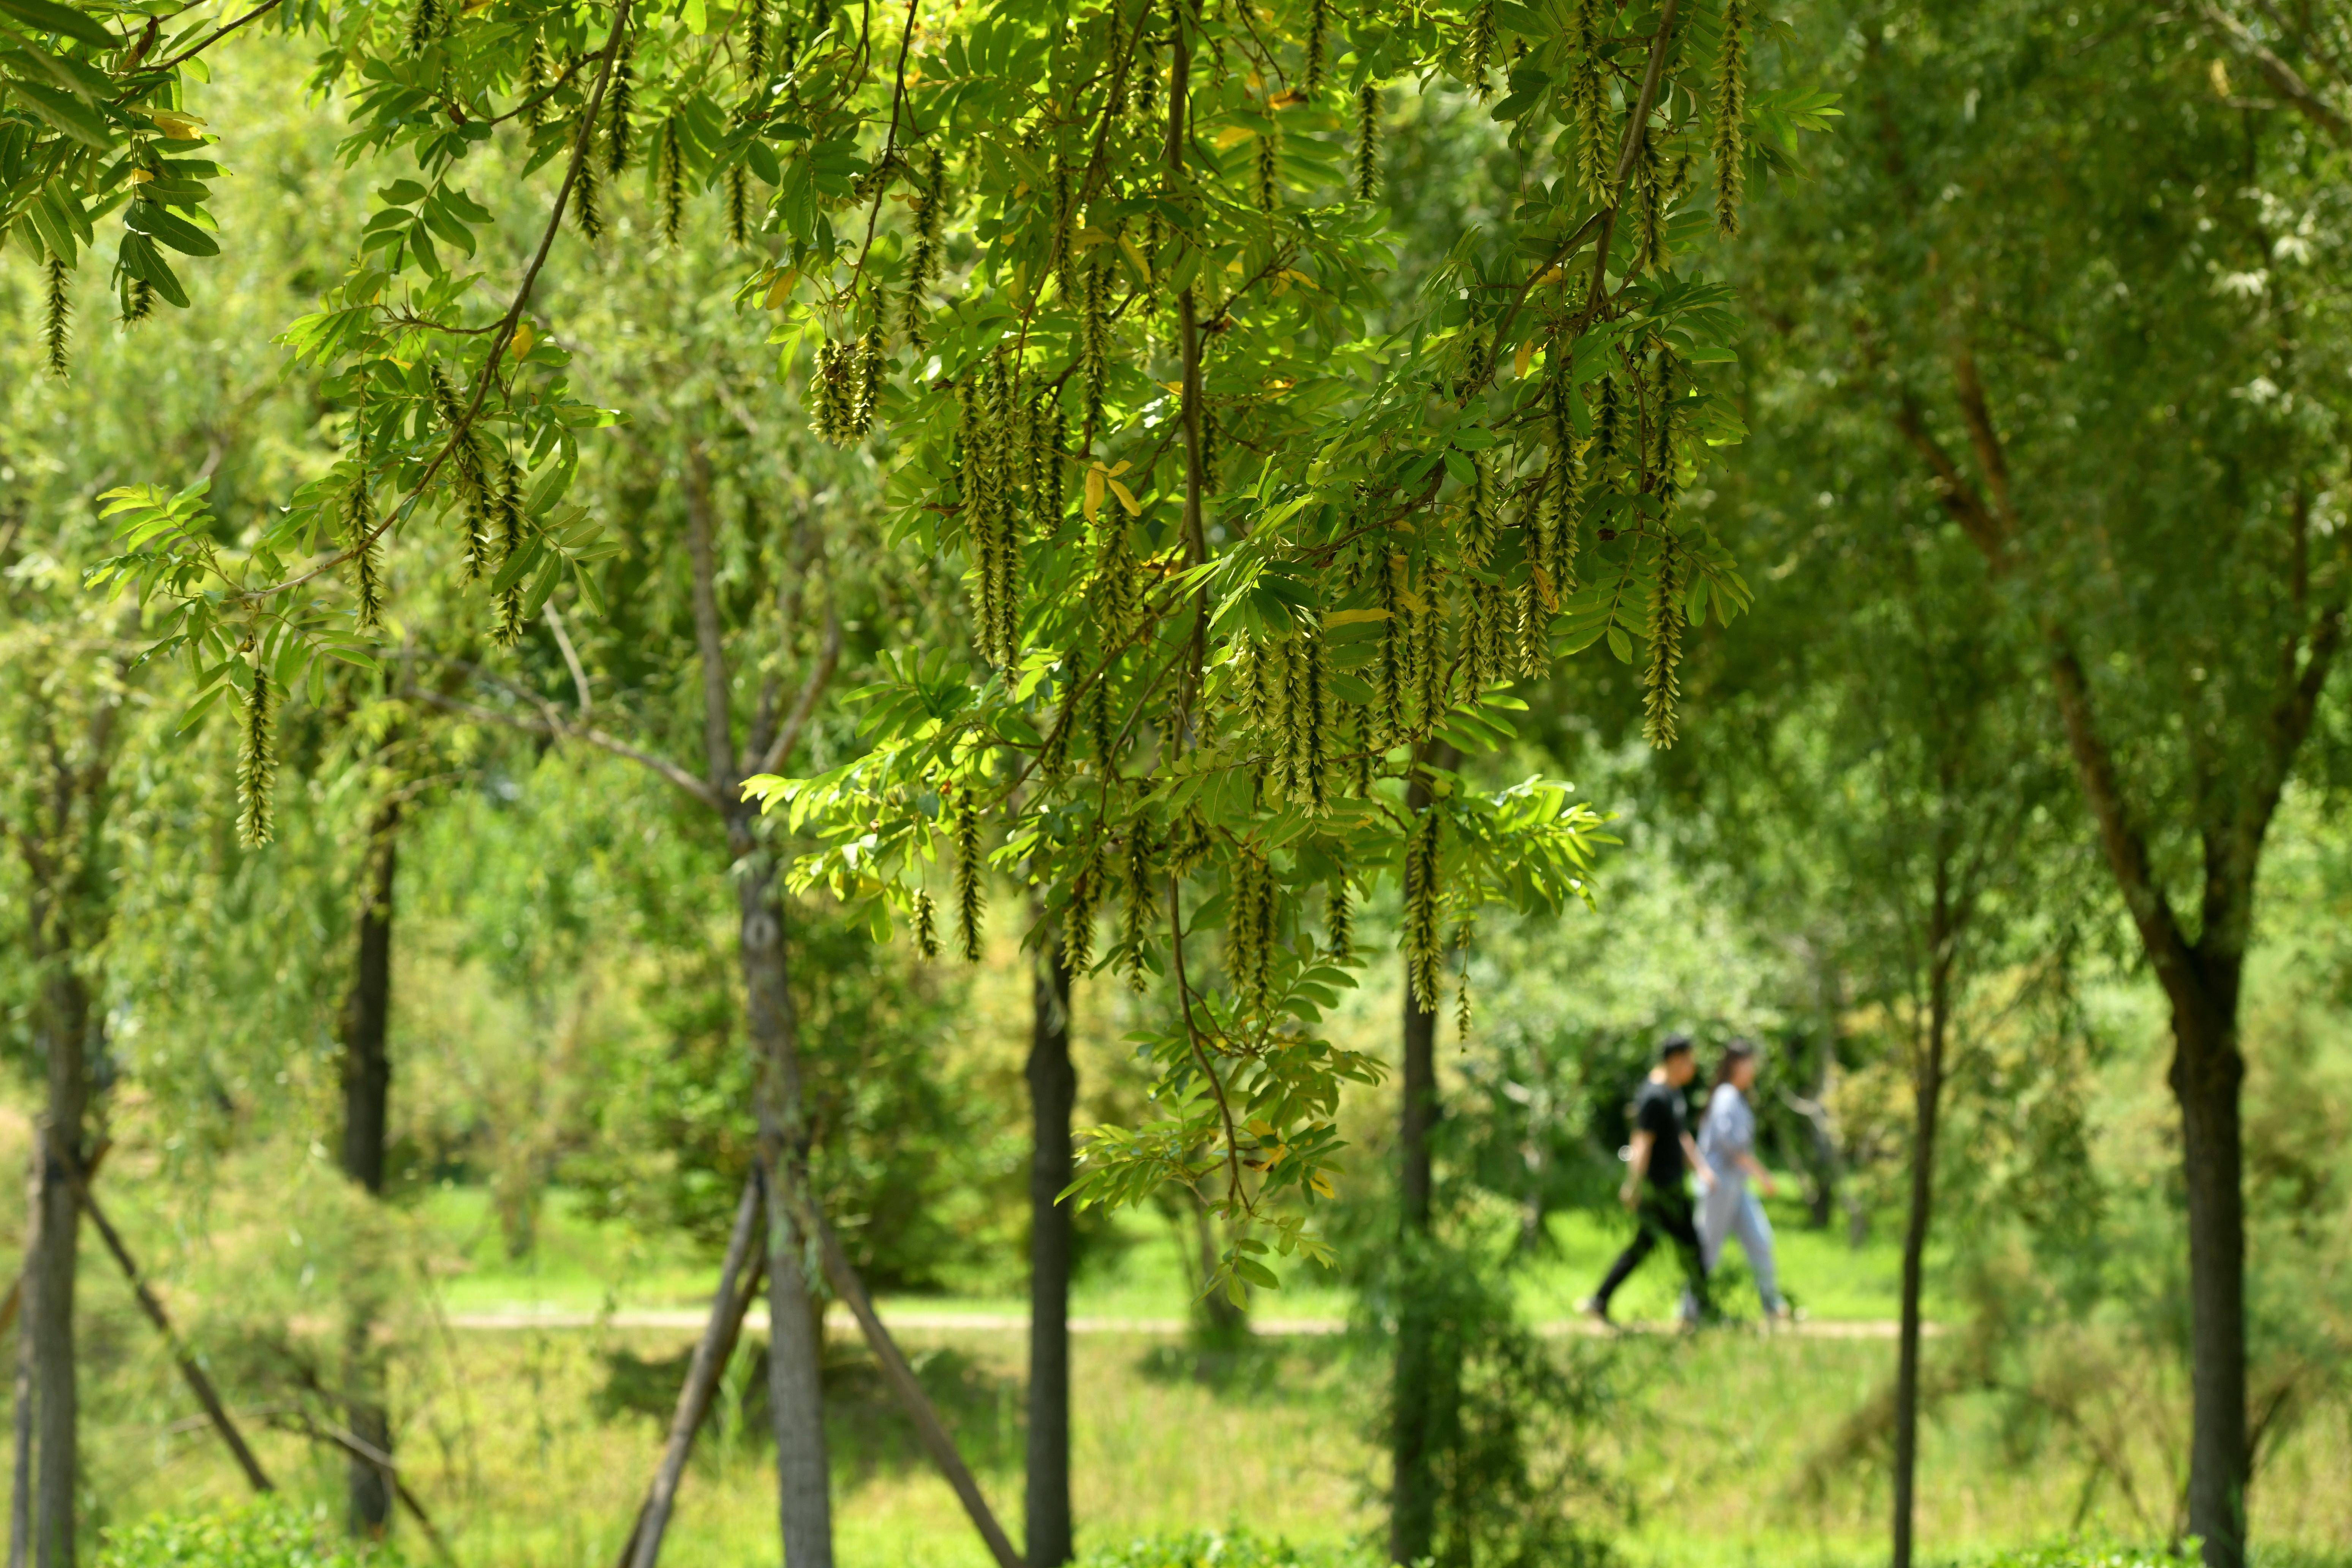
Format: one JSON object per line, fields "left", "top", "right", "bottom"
{"left": 1694, "top": 1040, "right": 1789, "bottom": 1321}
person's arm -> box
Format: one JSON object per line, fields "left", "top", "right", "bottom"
{"left": 1620, "top": 1130, "right": 1653, "bottom": 1209}
{"left": 1682, "top": 1131, "right": 1713, "bottom": 1191}
{"left": 1736, "top": 1151, "right": 1778, "bottom": 1195}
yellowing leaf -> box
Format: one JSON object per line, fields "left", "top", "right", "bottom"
{"left": 130, "top": 167, "right": 154, "bottom": 184}
{"left": 509, "top": 320, "right": 536, "bottom": 358}
{"left": 763, "top": 268, "right": 800, "bottom": 308}
{"left": 1214, "top": 125, "right": 1253, "bottom": 150}
{"left": 1323, "top": 607, "right": 1391, "bottom": 628}
{"left": 149, "top": 110, "right": 207, "bottom": 139}
{"left": 1108, "top": 479, "right": 1141, "bottom": 516}
{"left": 1513, "top": 339, "right": 1534, "bottom": 379}
{"left": 1084, "top": 466, "right": 1106, "bottom": 521}
{"left": 1309, "top": 1170, "right": 1336, "bottom": 1199}
{"left": 1118, "top": 235, "right": 1151, "bottom": 282}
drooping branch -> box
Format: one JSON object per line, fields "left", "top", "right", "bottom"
{"left": 404, "top": 681, "right": 724, "bottom": 811}
{"left": 2198, "top": 2, "right": 2352, "bottom": 147}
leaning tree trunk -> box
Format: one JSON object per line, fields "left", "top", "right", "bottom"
{"left": 11, "top": 1149, "right": 36, "bottom": 1568}
{"left": 340, "top": 803, "right": 399, "bottom": 1537}
{"left": 1891, "top": 939, "right": 1952, "bottom": 1568}
{"left": 1025, "top": 949, "right": 1075, "bottom": 1568}
{"left": 733, "top": 833, "right": 834, "bottom": 1568}
{"left": 1388, "top": 754, "right": 1450, "bottom": 1568}
{"left": 2170, "top": 963, "right": 2248, "bottom": 1568}
{"left": 28, "top": 965, "right": 90, "bottom": 1568}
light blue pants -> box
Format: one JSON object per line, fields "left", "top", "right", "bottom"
{"left": 1695, "top": 1176, "right": 1783, "bottom": 1315}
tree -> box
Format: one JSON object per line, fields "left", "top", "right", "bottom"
{"left": 1742, "top": 5, "right": 2352, "bottom": 1561}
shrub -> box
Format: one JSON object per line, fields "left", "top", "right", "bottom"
{"left": 96, "top": 1501, "right": 401, "bottom": 1568}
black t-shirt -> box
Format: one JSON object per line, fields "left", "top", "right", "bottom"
{"left": 1633, "top": 1080, "right": 1688, "bottom": 1189}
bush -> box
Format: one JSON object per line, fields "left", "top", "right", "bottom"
{"left": 1077, "top": 1530, "right": 1381, "bottom": 1568}
{"left": 1976, "top": 1549, "right": 2196, "bottom": 1568}
{"left": 96, "top": 1502, "right": 401, "bottom": 1568}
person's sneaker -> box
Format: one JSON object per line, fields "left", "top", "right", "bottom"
{"left": 1578, "top": 1296, "right": 1613, "bottom": 1328}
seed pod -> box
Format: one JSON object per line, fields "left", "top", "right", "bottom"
{"left": 659, "top": 120, "right": 686, "bottom": 245}
{"left": 1167, "top": 809, "right": 1211, "bottom": 880}
{"left": 1103, "top": 3, "right": 1127, "bottom": 119}
{"left": 41, "top": 256, "right": 68, "bottom": 378}
{"left": 1461, "top": 450, "right": 1498, "bottom": 568}
{"left": 408, "top": 0, "right": 439, "bottom": 54}
{"left": 1413, "top": 561, "right": 1448, "bottom": 730}
{"left": 1305, "top": 0, "right": 1329, "bottom": 93}
{"left": 122, "top": 274, "right": 155, "bottom": 327}
{"left": 1652, "top": 349, "right": 1680, "bottom": 503}
{"left": 1712, "top": 0, "right": 1748, "bottom": 235}
{"left": 522, "top": 34, "right": 550, "bottom": 127}
{"left": 1274, "top": 636, "right": 1305, "bottom": 800}
{"left": 1454, "top": 956, "right": 1473, "bottom": 1037}
{"left": 954, "top": 784, "right": 987, "bottom": 960}
{"left": 913, "top": 890, "right": 942, "bottom": 959}
{"left": 574, "top": 131, "right": 606, "bottom": 239}
{"left": 1642, "top": 539, "right": 1683, "bottom": 749}
{"left": 1225, "top": 849, "right": 1272, "bottom": 1010}
{"left": 1082, "top": 258, "right": 1112, "bottom": 443}
{"left": 1255, "top": 121, "right": 1279, "bottom": 212}
{"left": 744, "top": 0, "right": 769, "bottom": 79}
{"left": 1596, "top": 373, "right": 1621, "bottom": 467}
{"left": 1121, "top": 822, "right": 1155, "bottom": 991}
{"left": 606, "top": 32, "right": 636, "bottom": 175}
{"left": 1088, "top": 674, "right": 1116, "bottom": 767}
{"left": 985, "top": 352, "right": 1021, "bottom": 663}
{"left": 1325, "top": 879, "right": 1352, "bottom": 961}
{"left": 493, "top": 455, "right": 530, "bottom": 644}
{"left": 1633, "top": 121, "right": 1667, "bottom": 273}
{"left": 1511, "top": 583, "right": 1545, "bottom": 679}
{"left": 1050, "top": 154, "right": 1073, "bottom": 296}
{"left": 904, "top": 148, "right": 945, "bottom": 344}
{"left": 428, "top": 364, "right": 492, "bottom": 577}
{"left": 1376, "top": 550, "right": 1407, "bottom": 744}
{"left": 1568, "top": 0, "right": 1609, "bottom": 192}
{"left": 1465, "top": 0, "right": 1498, "bottom": 98}
{"left": 727, "top": 166, "right": 751, "bottom": 246}
{"left": 1298, "top": 624, "right": 1329, "bottom": 816}
{"left": 344, "top": 476, "right": 384, "bottom": 633}
{"left": 856, "top": 322, "right": 886, "bottom": 432}
{"left": 1403, "top": 809, "right": 1442, "bottom": 1011}
{"left": 1354, "top": 84, "right": 1380, "bottom": 202}
{"left": 236, "top": 664, "right": 277, "bottom": 849}
{"left": 1042, "top": 402, "right": 1069, "bottom": 527}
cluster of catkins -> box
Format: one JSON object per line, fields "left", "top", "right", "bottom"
{"left": 954, "top": 350, "right": 1071, "bottom": 668}
{"left": 810, "top": 327, "right": 885, "bottom": 445}
{"left": 427, "top": 365, "right": 533, "bottom": 643}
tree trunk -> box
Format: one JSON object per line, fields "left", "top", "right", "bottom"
{"left": 340, "top": 803, "right": 399, "bottom": 1537}
{"left": 1892, "top": 942, "right": 1952, "bottom": 1568}
{"left": 733, "top": 839, "right": 834, "bottom": 1568}
{"left": 1388, "top": 756, "right": 1448, "bottom": 1568}
{"left": 1025, "top": 948, "right": 1075, "bottom": 1568}
{"left": 10, "top": 1151, "right": 35, "bottom": 1568}
{"left": 2171, "top": 966, "right": 2248, "bottom": 1568}
{"left": 28, "top": 964, "right": 89, "bottom": 1568}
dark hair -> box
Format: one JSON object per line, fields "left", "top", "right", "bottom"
{"left": 1657, "top": 1034, "right": 1696, "bottom": 1064}
{"left": 1714, "top": 1037, "right": 1759, "bottom": 1091}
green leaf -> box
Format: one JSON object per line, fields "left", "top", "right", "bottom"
{"left": 10, "top": 78, "right": 111, "bottom": 147}
{"left": 0, "top": 0, "right": 119, "bottom": 52}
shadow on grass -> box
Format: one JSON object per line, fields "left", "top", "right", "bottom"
{"left": 1132, "top": 1328, "right": 1355, "bottom": 1394}
{"left": 593, "top": 1336, "right": 1025, "bottom": 1483}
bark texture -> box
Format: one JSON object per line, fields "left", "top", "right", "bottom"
{"left": 340, "top": 803, "right": 399, "bottom": 1536}
{"left": 28, "top": 967, "right": 88, "bottom": 1568}
{"left": 1891, "top": 894, "right": 1953, "bottom": 1568}
{"left": 1387, "top": 753, "right": 1450, "bottom": 1568}
{"left": 1025, "top": 950, "right": 1076, "bottom": 1568}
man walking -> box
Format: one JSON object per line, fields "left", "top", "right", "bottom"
{"left": 1582, "top": 1035, "right": 1714, "bottom": 1327}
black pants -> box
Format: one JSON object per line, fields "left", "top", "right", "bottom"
{"left": 1594, "top": 1185, "right": 1712, "bottom": 1318}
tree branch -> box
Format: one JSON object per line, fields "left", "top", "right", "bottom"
{"left": 542, "top": 602, "right": 593, "bottom": 716}
{"left": 2199, "top": 2, "right": 2352, "bottom": 147}
{"left": 405, "top": 681, "right": 724, "bottom": 812}
{"left": 1892, "top": 395, "right": 2009, "bottom": 561}
{"left": 751, "top": 607, "right": 843, "bottom": 779}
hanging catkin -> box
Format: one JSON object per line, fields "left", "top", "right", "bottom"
{"left": 345, "top": 477, "right": 384, "bottom": 632}
{"left": 1642, "top": 538, "right": 1684, "bottom": 749}
{"left": 1712, "top": 0, "right": 1748, "bottom": 236}
{"left": 953, "top": 783, "right": 987, "bottom": 960}
{"left": 1568, "top": 0, "right": 1610, "bottom": 192}
{"left": 1376, "top": 550, "right": 1408, "bottom": 743}
{"left": 744, "top": 0, "right": 768, "bottom": 79}
{"left": 1403, "top": 809, "right": 1443, "bottom": 1011}
{"left": 605, "top": 31, "right": 636, "bottom": 174}
{"left": 1120, "top": 823, "right": 1155, "bottom": 992}
{"left": 236, "top": 663, "right": 277, "bottom": 849}
{"left": 1354, "top": 84, "right": 1380, "bottom": 202}
{"left": 493, "top": 456, "right": 529, "bottom": 645}
{"left": 42, "top": 256, "right": 69, "bottom": 378}
{"left": 1461, "top": 450, "right": 1499, "bottom": 568}
{"left": 659, "top": 120, "right": 686, "bottom": 244}
{"left": 1304, "top": 0, "right": 1329, "bottom": 93}
{"left": 574, "top": 130, "right": 605, "bottom": 239}
{"left": 913, "top": 890, "right": 942, "bottom": 959}
{"left": 1465, "top": 0, "right": 1498, "bottom": 98}
{"left": 1325, "top": 879, "right": 1352, "bottom": 961}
